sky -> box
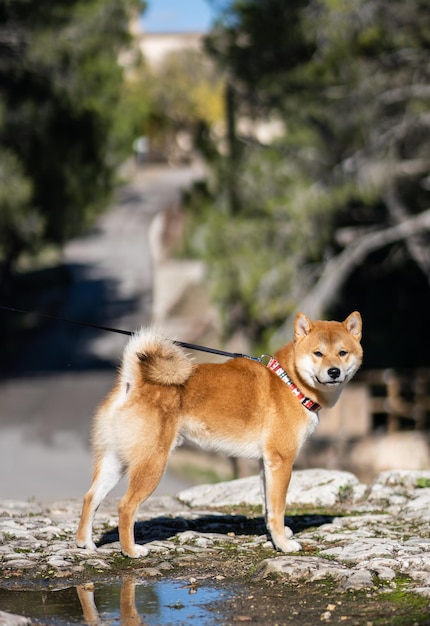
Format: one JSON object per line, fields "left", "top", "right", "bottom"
{"left": 141, "top": 0, "right": 214, "bottom": 33}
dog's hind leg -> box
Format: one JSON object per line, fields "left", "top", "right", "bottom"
{"left": 262, "top": 452, "right": 301, "bottom": 553}
{"left": 76, "top": 451, "right": 123, "bottom": 550}
{"left": 118, "top": 452, "right": 170, "bottom": 558}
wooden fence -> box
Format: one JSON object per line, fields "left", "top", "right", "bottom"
{"left": 355, "top": 368, "right": 430, "bottom": 433}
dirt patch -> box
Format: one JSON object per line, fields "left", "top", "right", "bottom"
{"left": 3, "top": 555, "right": 429, "bottom": 626}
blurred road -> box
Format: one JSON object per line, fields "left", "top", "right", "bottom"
{"left": 0, "top": 162, "right": 204, "bottom": 502}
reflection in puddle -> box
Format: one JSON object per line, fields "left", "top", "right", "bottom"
{"left": 0, "top": 577, "right": 230, "bottom": 625}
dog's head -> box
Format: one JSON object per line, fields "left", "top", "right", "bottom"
{"left": 294, "top": 311, "right": 363, "bottom": 397}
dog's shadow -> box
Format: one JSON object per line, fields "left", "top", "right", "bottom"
{"left": 97, "top": 513, "right": 334, "bottom": 548}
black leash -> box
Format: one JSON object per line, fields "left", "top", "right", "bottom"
{"left": 0, "top": 305, "right": 322, "bottom": 412}
{"left": 0, "top": 304, "right": 261, "bottom": 362}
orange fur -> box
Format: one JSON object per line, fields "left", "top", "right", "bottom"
{"left": 76, "top": 312, "right": 363, "bottom": 557}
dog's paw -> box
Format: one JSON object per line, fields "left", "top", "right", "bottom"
{"left": 283, "top": 539, "right": 302, "bottom": 553}
{"left": 272, "top": 537, "right": 302, "bottom": 553}
{"left": 76, "top": 539, "right": 97, "bottom": 551}
{"left": 284, "top": 526, "right": 293, "bottom": 539}
{"left": 122, "top": 544, "right": 149, "bottom": 559}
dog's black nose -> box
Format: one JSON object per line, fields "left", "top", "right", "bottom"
{"left": 328, "top": 367, "right": 341, "bottom": 380}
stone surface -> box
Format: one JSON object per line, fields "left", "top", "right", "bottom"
{"left": 0, "top": 611, "right": 31, "bottom": 626}
{"left": 177, "top": 468, "right": 366, "bottom": 508}
{"left": 0, "top": 468, "right": 430, "bottom": 607}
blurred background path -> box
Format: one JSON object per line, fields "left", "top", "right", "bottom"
{"left": 0, "top": 162, "right": 205, "bottom": 502}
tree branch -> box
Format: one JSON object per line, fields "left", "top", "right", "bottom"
{"left": 379, "top": 84, "right": 430, "bottom": 105}
{"left": 271, "top": 207, "right": 430, "bottom": 346}
{"left": 384, "top": 185, "right": 430, "bottom": 283}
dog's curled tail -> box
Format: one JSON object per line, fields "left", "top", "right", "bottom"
{"left": 120, "top": 327, "right": 194, "bottom": 387}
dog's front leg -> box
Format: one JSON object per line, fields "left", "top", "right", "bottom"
{"left": 262, "top": 453, "right": 301, "bottom": 552}
{"left": 259, "top": 459, "right": 267, "bottom": 516}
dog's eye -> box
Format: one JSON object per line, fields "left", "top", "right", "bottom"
{"left": 313, "top": 351, "right": 323, "bottom": 357}
{"left": 339, "top": 350, "right": 348, "bottom": 357}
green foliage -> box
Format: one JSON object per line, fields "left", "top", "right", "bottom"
{"left": 207, "top": 0, "right": 316, "bottom": 111}
{"left": 186, "top": 0, "right": 430, "bottom": 352}
{"left": 0, "top": 149, "right": 42, "bottom": 256}
{"left": 0, "top": 0, "right": 145, "bottom": 286}
{"left": 186, "top": 145, "right": 341, "bottom": 340}
{"left": 0, "top": 146, "right": 43, "bottom": 296}
{"left": 416, "top": 477, "right": 430, "bottom": 489}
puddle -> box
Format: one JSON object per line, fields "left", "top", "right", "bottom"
{"left": 0, "top": 577, "right": 231, "bottom": 625}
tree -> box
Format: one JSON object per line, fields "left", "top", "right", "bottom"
{"left": 206, "top": 0, "right": 316, "bottom": 113}
{"left": 185, "top": 0, "right": 430, "bottom": 364}
{"left": 272, "top": 208, "right": 430, "bottom": 345}
{"left": 0, "top": 148, "right": 42, "bottom": 300}
{"left": 0, "top": 0, "right": 145, "bottom": 298}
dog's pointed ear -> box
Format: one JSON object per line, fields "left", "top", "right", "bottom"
{"left": 344, "top": 311, "right": 362, "bottom": 342}
{"left": 294, "top": 312, "right": 313, "bottom": 339}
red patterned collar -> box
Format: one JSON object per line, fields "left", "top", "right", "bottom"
{"left": 265, "top": 356, "right": 321, "bottom": 413}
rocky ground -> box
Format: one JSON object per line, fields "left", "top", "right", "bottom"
{"left": 1, "top": 164, "right": 430, "bottom": 624}
{"left": 1, "top": 468, "right": 429, "bottom": 624}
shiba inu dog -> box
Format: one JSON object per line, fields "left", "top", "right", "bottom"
{"left": 76, "top": 312, "right": 363, "bottom": 558}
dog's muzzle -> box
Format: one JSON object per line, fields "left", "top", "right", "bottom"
{"left": 328, "top": 367, "right": 341, "bottom": 380}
